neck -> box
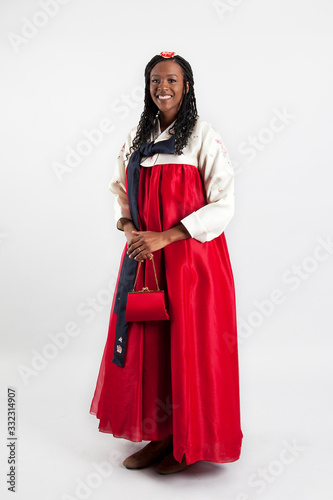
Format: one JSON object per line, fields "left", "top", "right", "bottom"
{"left": 159, "top": 112, "right": 177, "bottom": 133}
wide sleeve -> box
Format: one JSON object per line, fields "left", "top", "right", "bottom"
{"left": 108, "top": 129, "right": 135, "bottom": 231}
{"left": 180, "top": 125, "right": 235, "bottom": 243}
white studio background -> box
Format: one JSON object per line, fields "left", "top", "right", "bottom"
{"left": 0, "top": 0, "right": 332, "bottom": 499}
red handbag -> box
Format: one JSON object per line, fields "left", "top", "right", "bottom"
{"left": 125, "top": 254, "right": 170, "bottom": 322}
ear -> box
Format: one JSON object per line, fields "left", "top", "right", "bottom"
{"left": 186, "top": 81, "right": 189, "bottom": 93}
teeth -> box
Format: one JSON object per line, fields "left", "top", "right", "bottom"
{"left": 158, "top": 95, "right": 171, "bottom": 99}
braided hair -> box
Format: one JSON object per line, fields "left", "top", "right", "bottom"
{"left": 130, "top": 54, "right": 199, "bottom": 155}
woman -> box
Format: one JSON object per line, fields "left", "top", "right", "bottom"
{"left": 90, "top": 51, "right": 243, "bottom": 474}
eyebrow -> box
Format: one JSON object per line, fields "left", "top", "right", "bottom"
{"left": 151, "top": 73, "right": 179, "bottom": 77}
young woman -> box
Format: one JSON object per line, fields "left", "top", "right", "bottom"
{"left": 90, "top": 51, "right": 243, "bottom": 475}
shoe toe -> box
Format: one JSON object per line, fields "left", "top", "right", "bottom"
{"left": 123, "top": 441, "right": 173, "bottom": 469}
{"left": 156, "top": 452, "right": 188, "bottom": 474}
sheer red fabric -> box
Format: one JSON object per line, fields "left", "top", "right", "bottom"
{"left": 90, "top": 163, "right": 243, "bottom": 465}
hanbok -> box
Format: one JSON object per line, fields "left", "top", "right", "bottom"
{"left": 90, "top": 115, "right": 243, "bottom": 465}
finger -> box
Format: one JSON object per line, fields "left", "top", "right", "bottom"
{"left": 127, "top": 240, "right": 143, "bottom": 254}
{"left": 128, "top": 245, "right": 144, "bottom": 259}
{"left": 135, "top": 254, "right": 145, "bottom": 262}
{"left": 128, "top": 235, "right": 141, "bottom": 246}
{"left": 135, "top": 249, "right": 152, "bottom": 261}
{"left": 127, "top": 245, "right": 144, "bottom": 257}
{"left": 133, "top": 246, "right": 152, "bottom": 261}
{"left": 135, "top": 253, "right": 149, "bottom": 261}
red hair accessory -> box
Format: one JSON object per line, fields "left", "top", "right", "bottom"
{"left": 160, "top": 51, "right": 176, "bottom": 58}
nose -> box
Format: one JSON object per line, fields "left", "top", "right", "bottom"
{"left": 158, "top": 79, "right": 169, "bottom": 91}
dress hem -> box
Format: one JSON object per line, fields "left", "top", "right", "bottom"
{"left": 90, "top": 409, "right": 243, "bottom": 465}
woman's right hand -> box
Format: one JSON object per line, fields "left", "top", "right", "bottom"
{"left": 119, "top": 218, "right": 138, "bottom": 246}
{"left": 120, "top": 219, "right": 153, "bottom": 262}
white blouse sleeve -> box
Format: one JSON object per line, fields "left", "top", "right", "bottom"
{"left": 180, "top": 124, "right": 235, "bottom": 243}
{"left": 108, "top": 129, "right": 135, "bottom": 231}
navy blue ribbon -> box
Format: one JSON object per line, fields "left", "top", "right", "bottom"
{"left": 112, "top": 134, "right": 176, "bottom": 367}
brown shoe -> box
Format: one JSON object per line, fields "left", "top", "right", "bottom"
{"left": 123, "top": 435, "right": 173, "bottom": 469}
{"left": 156, "top": 451, "right": 189, "bottom": 474}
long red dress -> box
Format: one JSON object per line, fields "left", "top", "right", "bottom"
{"left": 90, "top": 151, "right": 243, "bottom": 465}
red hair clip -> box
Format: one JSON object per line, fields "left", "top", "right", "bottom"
{"left": 160, "top": 51, "right": 176, "bottom": 58}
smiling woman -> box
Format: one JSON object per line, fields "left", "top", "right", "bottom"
{"left": 90, "top": 51, "right": 243, "bottom": 475}
{"left": 150, "top": 62, "right": 189, "bottom": 133}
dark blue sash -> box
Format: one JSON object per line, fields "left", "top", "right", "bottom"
{"left": 112, "top": 134, "right": 176, "bottom": 367}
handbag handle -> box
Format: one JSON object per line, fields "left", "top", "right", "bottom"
{"left": 132, "top": 254, "right": 160, "bottom": 292}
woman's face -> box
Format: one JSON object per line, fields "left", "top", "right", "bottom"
{"left": 149, "top": 60, "right": 189, "bottom": 118}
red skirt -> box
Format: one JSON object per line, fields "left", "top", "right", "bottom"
{"left": 90, "top": 163, "right": 243, "bottom": 465}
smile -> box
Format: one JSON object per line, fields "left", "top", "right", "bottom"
{"left": 158, "top": 95, "right": 172, "bottom": 100}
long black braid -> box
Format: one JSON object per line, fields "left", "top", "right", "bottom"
{"left": 130, "top": 54, "right": 199, "bottom": 155}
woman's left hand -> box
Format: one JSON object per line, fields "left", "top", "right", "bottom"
{"left": 127, "top": 231, "right": 169, "bottom": 261}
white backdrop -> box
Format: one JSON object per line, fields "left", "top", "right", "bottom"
{"left": 1, "top": 0, "right": 332, "bottom": 499}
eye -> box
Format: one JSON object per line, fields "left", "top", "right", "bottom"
{"left": 151, "top": 79, "right": 159, "bottom": 83}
